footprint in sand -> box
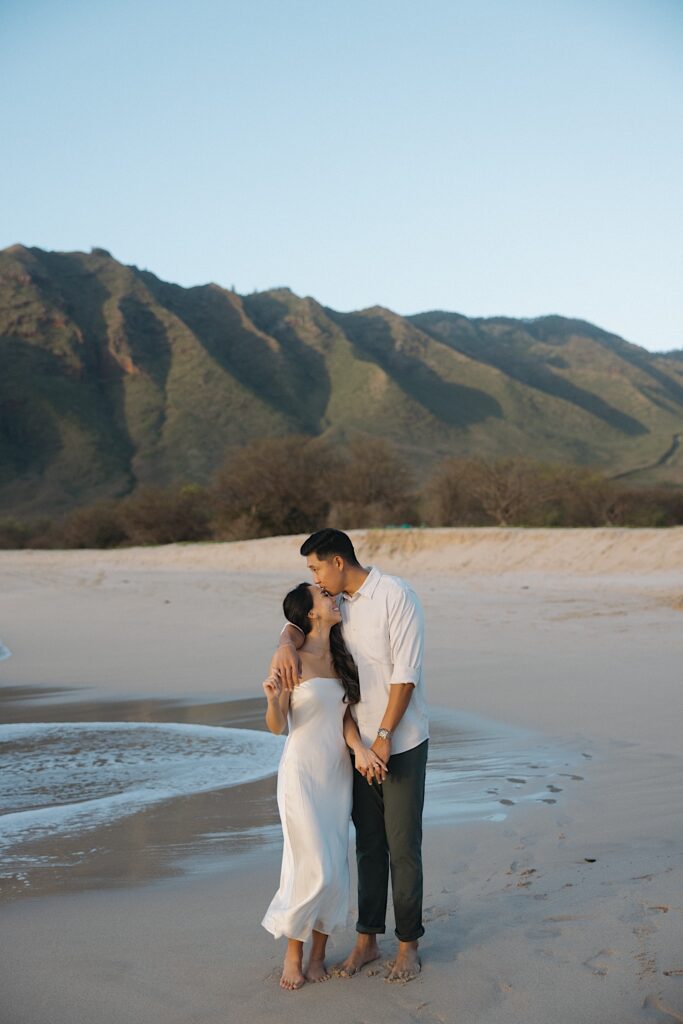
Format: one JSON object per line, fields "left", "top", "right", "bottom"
{"left": 535, "top": 947, "right": 571, "bottom": 964}
{"left": 544, "top": 914, "right": 592, "bottom": 923}
{"left": 422, "top": 905, "right": 454, "bottom": 923}
{"left": 633, "top": 924, "right": 658, "bottom": 986}
{"left": 516, "top": 868, "right": 537, "bottom": 888}
{"left": 547, "top": 784, "right": 562, "bottom": 793}
{"left": 663, "top": 968, "right": 683, "bottom": 977}
{"left": 540, "top": 798, "right": 557, "bottom": 804}
{"left": 499, "top": 798, "right": 515, "bottom": 806}
{"left": 410, "top": 1004, "right": 447, "bottom": 1024}
{"left": 506, "top": 777, "right": 527, "bottom": 784}
{"left": 582, "top": 948, "right": 617, "bottom": 976}
{"left": 642, "top": 994, "right": 683, "bottom": 1022}
{"left": 525, "top": 925, "right": 561, "bottom": 939}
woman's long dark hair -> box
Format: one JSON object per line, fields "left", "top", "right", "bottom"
{"left": 283, "top": 583, "right": 360, "bottom": 705}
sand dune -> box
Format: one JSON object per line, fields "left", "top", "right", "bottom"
{"left": 3, "top": 525, "right": 682, "bottom": 575}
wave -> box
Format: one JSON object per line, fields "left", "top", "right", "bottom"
{"left": 0, "top": 721, "right": 285, "bottom": 853}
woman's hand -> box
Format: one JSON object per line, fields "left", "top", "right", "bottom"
{"left": 262, "top": 673, "right": 282, "bottom": 700}
{"left": 353, "top": 744, "right": 388, "bottom": 784}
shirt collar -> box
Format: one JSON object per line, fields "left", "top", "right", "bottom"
{"left": 341, "top": 565, "right": 381, "bottom": 602}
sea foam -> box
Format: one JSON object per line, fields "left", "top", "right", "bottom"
{"left": 0, "top": 721, "right": 285, "bottom": 853}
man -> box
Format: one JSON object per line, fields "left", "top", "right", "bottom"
{"left": 271, "top": 528, "right": 429, "bottom": 983}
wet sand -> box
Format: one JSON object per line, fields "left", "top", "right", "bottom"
{"left": 0, "top": 688, "right": 584, "bottom": 903}
{"left": 1, "top": 529, "right": 683, "bottom": 1023}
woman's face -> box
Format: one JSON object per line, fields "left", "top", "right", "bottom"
{"left": 309, "top": 584, "right": 341, "bottom": 625}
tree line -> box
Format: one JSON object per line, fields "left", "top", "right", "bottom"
{"left": 1, "top": 435, "right": 682, "bottom": 549}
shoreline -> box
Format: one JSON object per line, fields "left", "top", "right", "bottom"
{"left": 0, "top": 686, "right": 590, "bottom": 904}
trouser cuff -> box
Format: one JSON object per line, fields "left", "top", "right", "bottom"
{"left": 395, "top": 924, "right": 425, "bottom": 942}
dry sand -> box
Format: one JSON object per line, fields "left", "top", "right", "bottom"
{"left": 1, "top": 528, "right": 683, "bottom": 1024}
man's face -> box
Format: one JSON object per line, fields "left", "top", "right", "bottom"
{"left": 305, "top": 554, "right": 343, "bottom": 596}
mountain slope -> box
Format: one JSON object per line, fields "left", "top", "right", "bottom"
{"left": 1, "top": 244, "right": 681, "bottom": 516}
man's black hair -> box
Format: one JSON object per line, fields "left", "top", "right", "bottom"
{"left": 299, "top": 528, "right": 360, "bottom": 565}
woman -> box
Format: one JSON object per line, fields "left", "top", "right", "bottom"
{"left": 261, "top": 582, "right": 387, "bottom": 991}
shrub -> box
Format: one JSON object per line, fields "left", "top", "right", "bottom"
{"left": 0, "top": 518, "right": 50, "bottom": 548}
{"left": 119, "top": 484, "right": 213, "bottom": 545}
{"left": 48, "top": 501, "right": 129, "bottom": 549}
{"left": 210, "top": 435, "right": 338, "bottom": 540}
{"left": 327, "top": 436, "right": 417, "bottom": 528}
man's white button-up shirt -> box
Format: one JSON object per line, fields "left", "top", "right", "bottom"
{"left": 338, "top": 566, "right": 429, "bottom": 756}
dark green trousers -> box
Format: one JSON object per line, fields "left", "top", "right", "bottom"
{"left": 351, "top": 739, "right": 428, "bottom": 942}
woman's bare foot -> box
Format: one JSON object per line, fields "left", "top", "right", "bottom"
{"left": 385, "top": 942, "right": 421, "bottom": 983}
{"left": 334, "top": 935, "right": 381, "bottom": 977}
{"left": 280, "top": 954, "right": 305, "bottom": 990}
{"left": 304, "top": 956, "right": 330, "bottom": 982}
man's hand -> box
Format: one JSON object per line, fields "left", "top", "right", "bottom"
{"left": 370, "top": 735, "right": 392, "bottom": 773}
{"left": 269, "top": 643, "right": 301, "bottom": 692}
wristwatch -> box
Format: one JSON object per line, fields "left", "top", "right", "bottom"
{"left": 377, "top": 728, "right": 392, "bottom": 741}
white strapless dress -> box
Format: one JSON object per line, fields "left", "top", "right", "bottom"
{"left": 261, "top": 676, "right": 353, "bottom": 941}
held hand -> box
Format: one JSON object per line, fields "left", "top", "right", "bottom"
{"left": 370, "top": 736, "right": 392, "bottom": 776}
{"left": 262, "top": 673, "right": 281, "bottom": 700}
{"left": 354, "top": 744, "right": 388, "bottom": 784}
{"left": 270, "top": 644, "right": 301, "bottom": 692}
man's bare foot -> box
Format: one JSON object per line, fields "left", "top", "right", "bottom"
{"left": 304, "top": 956, "right": 330, "bottom": 983}
{"left": 280, "top": 954, "right": 305, "bottom": 991}
{"left": 334, "top": 936, "right": 381, "bottom": 977}
{"left": 385, "top": 943, "right": 422, "bottom": 984}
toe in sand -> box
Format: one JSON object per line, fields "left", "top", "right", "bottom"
{"left": 385, "top": 956, "right": 422, "bottom": 984}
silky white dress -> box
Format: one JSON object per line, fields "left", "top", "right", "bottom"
{"left": 261, "top": 676, "right": 353, "bottom": 941}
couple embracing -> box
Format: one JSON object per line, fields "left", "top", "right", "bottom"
{"left": 261, "top": 528, "right": 429, "bottom": 991}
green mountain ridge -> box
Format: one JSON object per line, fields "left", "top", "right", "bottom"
{"left": 1, "top": 244, "right": 681, "bottom": 517}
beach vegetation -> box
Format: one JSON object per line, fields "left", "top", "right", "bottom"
{"left": 2, "top": 441, "right": 682, "bottom": 548}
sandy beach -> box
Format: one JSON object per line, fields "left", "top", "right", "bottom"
{"left": 1, "top": 528, "right": 683, "bottom": 1024}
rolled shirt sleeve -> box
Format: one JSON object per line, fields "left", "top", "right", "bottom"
{"left": 387, "top": 585, "right": 424, "bottom": 686}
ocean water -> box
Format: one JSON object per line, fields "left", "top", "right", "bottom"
{"left": 0, "top": 721, "right": 284, "bottom": 858}
{"left": 424, "top": 708, "right": 585, "bottom": 823}
{"left": 0, "top": 693, "right": 590, "bottom": 899}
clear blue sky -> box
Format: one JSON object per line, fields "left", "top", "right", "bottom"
{"left": 2, "top": 0, "right": 681, "bottom": 351}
